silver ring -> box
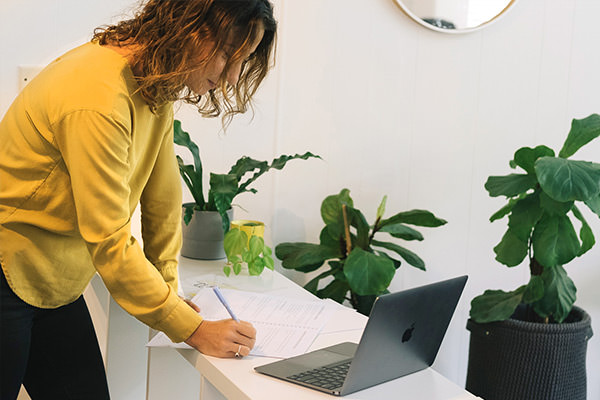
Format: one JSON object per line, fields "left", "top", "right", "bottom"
{"left": 235, "top": 344, "right": 242, "bottom": 358}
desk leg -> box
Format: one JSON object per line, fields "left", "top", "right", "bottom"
{"left": 84, "top": 275, "right": 148, "bottom": 399}
{"left": 200, "top": 376, "right": 227, "bottom": 400}
{"left": 147, "top": 347, "right": 201, "bottom": 400}
{"left": 105, "top": 298, "right": 149, "bottom": 399}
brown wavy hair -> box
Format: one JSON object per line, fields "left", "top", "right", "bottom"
{"left": 93, "top": 0, "right": 276, "bottom": 123}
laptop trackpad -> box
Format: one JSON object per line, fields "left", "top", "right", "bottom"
{"left": 255, "top": 342, "right": 358, "bottom": 377}
{"left": 294, "top": 342, "right": 357, "bottom": 368}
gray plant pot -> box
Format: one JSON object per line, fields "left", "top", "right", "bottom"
{"left": 466, "top": 305, "right": 593, "bottom": 400}
{"left": 180, "top": 206, "right": 233, "bottom": 260}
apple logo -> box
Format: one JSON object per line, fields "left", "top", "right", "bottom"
{"left": 402, "top": 323, "right": 415, "bottom": 343}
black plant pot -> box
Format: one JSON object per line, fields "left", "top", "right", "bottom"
{"left": 465, "top": 305, "right": 593, "bottom": 400}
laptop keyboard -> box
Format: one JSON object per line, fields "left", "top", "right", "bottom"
{"left": 287, "top": 360, "right": 352, "bottom": 390}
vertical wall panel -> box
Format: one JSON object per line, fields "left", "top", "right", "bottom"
{"left": 1, "top": 0, "right": 599, "bottom": 397}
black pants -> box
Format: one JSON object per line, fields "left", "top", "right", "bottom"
{"left": 0, "top": 266, "right": 110, "bottom": 400}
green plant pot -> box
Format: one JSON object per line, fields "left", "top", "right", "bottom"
{"left": 465, "top": 305, "right": 593, "bottom": 400}
{"left": 180, "top": 206, "right": 233, "bottom": 260}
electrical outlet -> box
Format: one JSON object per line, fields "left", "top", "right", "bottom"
{"left": 18, "top": 65, "right": 45, "bottom": 91}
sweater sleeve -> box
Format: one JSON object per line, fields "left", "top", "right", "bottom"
{"left": 52, "top": 110, "right": 202, "bottom": 342}
{"left": 140, "top": 114, "right": 182, "bottom": 292}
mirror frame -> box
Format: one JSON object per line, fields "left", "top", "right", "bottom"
{"left": 393, "top": 0, "right": 519, "bottom": 34}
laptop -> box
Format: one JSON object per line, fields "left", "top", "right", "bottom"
{"left": 254, "top": 275, "right": 467, "bottom": 396}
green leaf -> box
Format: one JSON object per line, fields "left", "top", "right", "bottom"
{"left": 270, "top": 151, "right": 322, "bottom": 170}
{"left": 332, "top": 267, "right": 347, "bottom": 281}
{"left": 275, "top": 242, "right": 338, "bottom": 272}
{"left": 233, "top": 261, "right": 242, "bottom": 275}
{"left": 173, "top": 120, "right": 203, "bottom": 178}
{"left": 571, "top": 205, "right": 595, "bottom": 256}
{"left": 379, "top": 209, "right": 447, "bottom": 228}
{"left": 174, "top": 121, "right": 205, "bottom": 207}
{"left": 248, "top": 257, "right": 265, "bottom": 276}
{"left": 489, "top": 197, "right": 521, "bottom": 222}
{"left": 539, "top": 191, "right": 573, "bottom": 216}
{"left": 248, "top": 235, "right": 264, "bottom": 260}
{"left": 522, "top": 275, "right": 545, "bottom": 304}
{"left": 345, "top": 206, "right": 371, "bottom": 249}
{"left": 241, "top": 249, "right": 252, "bottom": 264}
{"left": 223, "top": 265, "right": 231, "bottom": 277}
{"left": 535, "top": 157, "right": 600, "bottom": 202}
{"left": 263, "top": 245, "right": 273, "bottom": 257}
{"left": 375, "top": 251, "right": 402, "bottom": 269}
{"left": 209, "top": 173, "right": 237, "bottom": 232}
{"left": 507, "top": 192, "right": 542, "bottom": 242}
{"left": 376, "top": 195, "right": 387, "bottom": 220}
{"left": 559, "top": 114, "right": 600, "bottom": 158}
{"left": 344, "top": 248, "right": 396, "bottom": 296}
{"left": 378, "top": 223, "right": 424, "bottom": 241}
{"left": 531, "top": 265, "right": 577, "bottom": 323}
{"left": 321, "top": 189, "right": 353, "bottom": 225}
{"left": 183, "top": 204, "right": 194, "bottom": 225}
{"left": 323, "top": 221, "right": 345, "bottom": 244}
{"left": 353, "top": 293, "right": 379, "bottom": 316}
{"left": 303, "top": 268, "right": 336, "bottom": 294}
{"left": 228, "top": 156, "right": 268, "bottom": 183}
{"left": 485, "top": 174, "right": 538, "bottom": 198}
{"left": 209, "top": 173, "right": 238, "bottom": 201}
{"left": 493, "top": 228, "right": 529, "bottom": 267}
{"left": 371, "top": 240, "right": 425, "bottom": 270}
{"left": 238, "top": 152, "right": 321, "bottom": 196}
{"left": 177, "top": 159, "right": 205, "bottom": 208}
{"left": 585, "top": 194, "right": 600, "bottom": 216}
{"left": 512, "top": 146, "right": 555, "bottom": 174}
{"left": 469, "top": 286, "right": 526, "bottom": 323}
{"left": 303, "top": 278, "right": 319, "bottom": 294}
{"left": 264, "top": 253, "right": 275, "bottom": 270}
{"left": 532, "top": 214, "right": 580, "bottom": 268}
{"left": 316, "top": 279, "right": 350, "bottom": 304}
{"left": 319, "top": 225, "right": 343, "bottom": 252}
{"left": 223, "top": 228, "right": 247, "bottom": 261}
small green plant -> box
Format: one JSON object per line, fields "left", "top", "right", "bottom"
{"left": 173, "top": 119, "right": 321, "bottom": 232}
{"left": 275, "top": 189, "right": 447, "bottom": 315}
{"left": 470, "top": 114, "right": 600, "bottom": 324}
{"left": 223, "top": 228, "right": 274, "bottom": 276}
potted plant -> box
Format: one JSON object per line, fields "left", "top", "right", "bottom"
{"left": 174, "top": 119, "right": 320, "bottom": 259}
{"left": 223, "top": 224, "right": 274, "bottom": 277}
{"left": 230, "top": 219, "right": 265, "bottom": 240}
{"left": 275, "top": 188, "right": 447, "bottom": 315}
{"left": 466, "top": 114, "right": 599, "bottom": 400}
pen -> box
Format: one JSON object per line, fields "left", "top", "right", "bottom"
{"left": 212, "top": 286, "right": 240, "bottom": 322}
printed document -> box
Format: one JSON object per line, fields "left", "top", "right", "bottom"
{"left": 147, "top": 288, "right": 337, "bottom": 358}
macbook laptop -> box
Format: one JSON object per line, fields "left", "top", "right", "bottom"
{"left": 255, "top": 275, "right": 467, "bottom": 396}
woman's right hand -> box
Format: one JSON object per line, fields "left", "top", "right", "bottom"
{"left": 184, "top": 319, "right": 256, "bottom": 358}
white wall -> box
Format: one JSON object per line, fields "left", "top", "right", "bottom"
{"left": 2, "top": 0, "right": 599, "bottom": 398}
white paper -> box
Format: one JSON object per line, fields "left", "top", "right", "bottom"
{"left": 147, "top": 288, "right": 337, "bottom": 358}
{"left": 320, "top": 298, "right": 368, "bottom": 334}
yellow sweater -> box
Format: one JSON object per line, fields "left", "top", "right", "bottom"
{"left": 0, "top": 42, "right": 202, "bottom": 343}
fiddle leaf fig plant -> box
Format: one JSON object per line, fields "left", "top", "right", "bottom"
{"left": 174, "top": 119, "right": 321, "bottom": 232}
{"left": 223, "top": 228, "right": 274, "bottom": 277}
{"left": 470, "top": 113, "right": 600, "bottom": 324}
{"left": 275, "top": 189, "right": 447, "bottom": 315}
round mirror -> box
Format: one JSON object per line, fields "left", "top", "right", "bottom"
{"left": 393, "top": 0, "right": 518, "bottom": 33}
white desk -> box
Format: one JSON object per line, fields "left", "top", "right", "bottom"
{"left": 146, "top": 258, "right": 480, "bottom": 400}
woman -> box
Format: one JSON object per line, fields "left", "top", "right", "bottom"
{"left": 0, "top": 0, "right": 277, "bottom": 398}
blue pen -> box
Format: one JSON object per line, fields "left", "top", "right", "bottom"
{"left": 212, "top": 286, "right": 240, "bottom": 322}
